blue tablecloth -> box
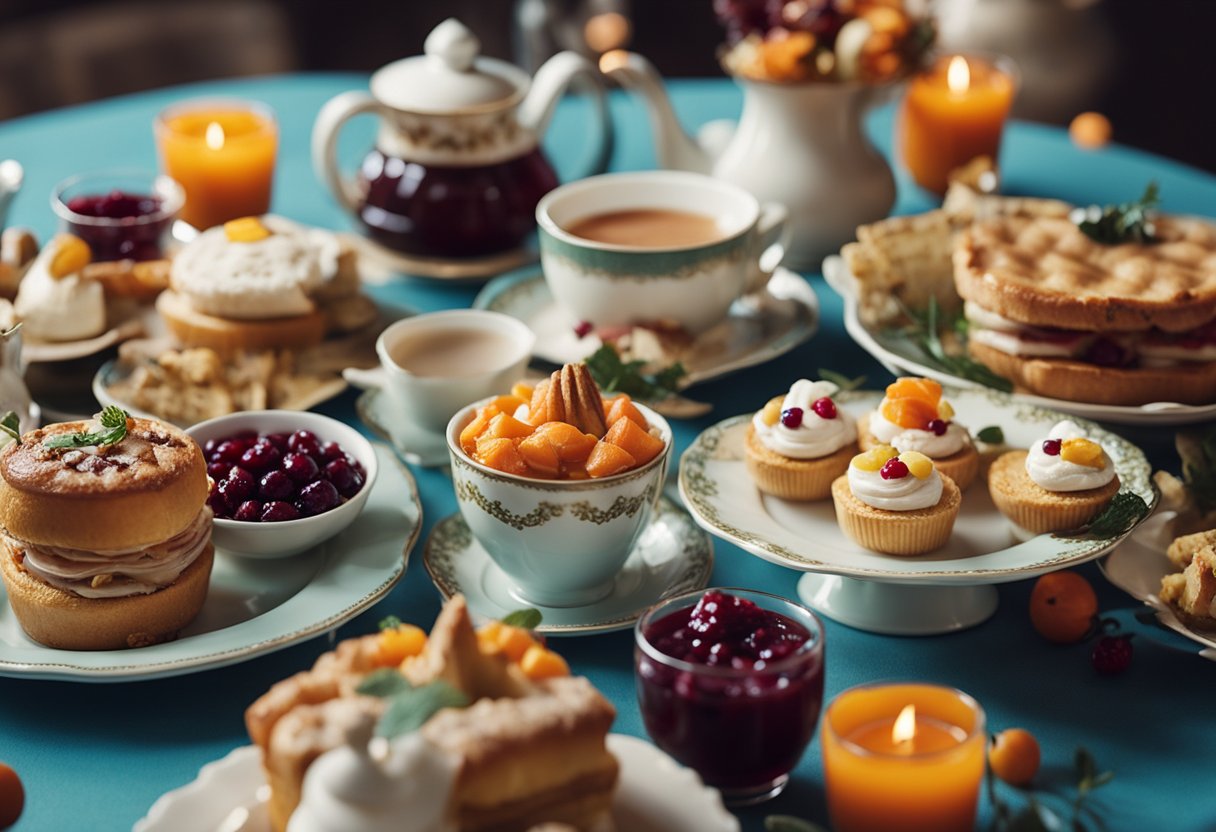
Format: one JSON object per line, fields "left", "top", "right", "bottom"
{"left": 1, "top": 74, "right": 1214, "bottom": 832}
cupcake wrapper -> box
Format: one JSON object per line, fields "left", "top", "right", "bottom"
{"left": 987, "top": 490, "right": 1106, "bottom": 534}
{"left": 744, "top": 428, "right": 855, "bottom": 501}
{"left": 987, "top": 452, "right": 1117, "bottom": 534}
{"left": 831, "top": 475, "right": 961, "bottom": 556}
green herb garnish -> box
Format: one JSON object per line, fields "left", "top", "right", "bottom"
{"left": 584, "top": 344, "right": 686, "bottom": 400}
{"left": 1075, "top": 182, "right": 1160, "bottom": 245}
{"left": 976, "top": 425, "right": 1005, "bottom": 444}
{"left": 1086, "top": 492, "right": 1150, "bottom": 538}
{"left": 43, "top": 406, "right": 129, "bottom": 450}
{"left": 378, "top": 615, "right": 403, "bottom": 631}
{"left": 500, "top": 608, "right": 542, "bottom": 630}
{"left": 895, "top": 297, "right": 1014, "bottom": 392}
{"left": 376, "top": 681, "right": 470, "bottom": 739}
{"left": 0, "top": 411, "right": 20, "bottom": 447}
{"left": 986, "top": 744, "right": 1114, "bottom": 832}
{"left": 817, "top": 369, "right": 866, "bottom": 392}
{"left": 356, "top": 667, "right": 412, "bottom": 698}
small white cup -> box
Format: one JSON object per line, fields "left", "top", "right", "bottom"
{"left": 536, "top": 170, "right": 788, "bottom": 334}
{"left": 344, "top": 310, "right": 535, "bottom": 434}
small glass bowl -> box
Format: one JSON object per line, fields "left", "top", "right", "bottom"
{"left": 51, "top": 169, "right": 184, "bottom": 262}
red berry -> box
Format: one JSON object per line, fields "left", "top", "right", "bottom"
{"left": 1043, "top": 439, "right": 1062, "bottom": 456}
{"left": 811, "top": 397, "right": 837, "bottom": 420}
{"left": 781, "top": 407, "right": 804, "bottom": 429}
{"left": 1091, "top": 635, "right": 1133, "bottom": 675}
{"left": 880, "top": 458, "right": 910, "bottom": 480}
{"left": 573, "top": 320, "right": 593, "bottom": 338}
{"left": 926, "top": 419, "right": 948, "bottom": 436}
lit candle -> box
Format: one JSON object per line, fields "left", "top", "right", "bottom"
{"left": 154, "top": 99, "right": 278, "bottom": 229}
{"left": 822, "top": 683, "right": 986, "bottom": 832}
{"left": 898, "top": 54, "right": 1017, "bottom": 195}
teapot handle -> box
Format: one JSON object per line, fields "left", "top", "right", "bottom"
{"left": 518, "top": 51, "right": 612, "bottom": 178}
{"left": 312, "top": 91, "right": 381, "bottom": 216}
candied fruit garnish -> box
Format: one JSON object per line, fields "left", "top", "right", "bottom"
{"left": 880, "top": 457, "right": 909, "bottom": 480}
{"left": 885, "top": 377, "right": 942, "bottom": 405}
{"left": 606, "top": 394, "right": 648, "bottom": 429}
{"left": 811, "top": 397, "right": 837, "bottom": 420}
{"left": 926, "top": 418, "right": 948, "bottom": 436}
{"left": 586, "top": 440, "right": 636, "bottom": 478}
{"left": 1042, "top": 439, "right": 1062, "bottom": 456}
{"left": 604, "top": 416, "right": 664, "bottom": 466}
{"left": 520, "top": 644, "right": 570, "bottom": 680}
{"left": 377, "top": 624, "right": 426, "bottom": 666}
{"left": 1060, "top": 438, "right": 1105, "bottom": 469}
{"left": 484, "top": 411, "right": 533, "bottom": 442}
{"left": 880, "top": 396, "right": 939, "bottom": 431}
{"left": 223, "top": 216, "right": 271, "bottom": 243}
{"left": 760, "top": 396, "right": 785, "bottom": 427}
{"left": 517, "top": 433, "right": 561, "bottom": 478}
{"left": 938, "top": 399, "right": 955, "bottom": 420}
{"left": 48, "top": 234, "right": 91, "bottom": 279}
{"left": 781, "top": 407, "right": 804, "bottom": 429}
{"left": 477, "top": 621, "right": 537, "bottom": 662}
{"left": 510, "top": 381, "right": 534, "bottom": 402}
{"left": 899, "top": 451, "right": 934, "bottom": 479}
{"left": 477, "top": 437, "right": 530, "bottom": 476}
{"left": 852, "top": 444, "right": 898, "bottom": 472}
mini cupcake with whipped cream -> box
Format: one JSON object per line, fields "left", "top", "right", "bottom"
{"left": 987, "top": 419, "right": 1120, "bottom": 534}
{"left": 858, "top": 377, "right": 980, "bottom": 490}
{"left": 831, "top": 445, "right": 962, "bottom": 555}
{"left": 744, "top": 379, "right": 858, "bottom": 500}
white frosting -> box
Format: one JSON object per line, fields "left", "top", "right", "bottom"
{"left": 14, "top": 248, "right": 105, "bottom": 341}
{"left": 751, "top": 379, "right": 855, "bottom": 459}
{"left": 1025, "top": 420, "right": 1116, "bottom": 492}
{"left": 868, "top": 410, "right": 969, "bottom": 458}
{"left": 170, "top": 215, "right": 342, "bottom": 320}
{"left": 847, "top": 463, "right": 943, "bottom": 511}
{"left": 289, "top": 726, "right": 458, "bottom": 832}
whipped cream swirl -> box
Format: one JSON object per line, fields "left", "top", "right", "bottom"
{"left": 4, "top": 507, "right": 211, "bottom": 598}
{"left": 1025, "top": 420, "right": 1116, "bottom": 492}
{"left": 752, "top": 379, "right": 855, "bottom": 459}
{"left": 869, "top": 410, "right": 969, "bottom": 458}
{"left": 847, "top": 464, "right": 943, "bottom": 511}
{"left": 14, "top": 247, "right": 106, "bottom": 341}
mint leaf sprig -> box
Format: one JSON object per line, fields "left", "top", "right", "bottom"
{"left": 0, "top": 411, "right": 20, "bottom": 447}
{"left": 43, "top": 406, "right": 129, "bottom": 450}
{"left": 355, "top": 670, "right": 470, "bottom": 740}
{"left": 1074, "top": 182, "right": 1160, "bottom": 245}
{"left": 500, "top": 608, "right": 542, "bottom": 630}
{"left": 1085, "top": 492, "right": 1149, "bottom": 539}
{"left": 584, "top": 344, "right": 686, "bottom": 401}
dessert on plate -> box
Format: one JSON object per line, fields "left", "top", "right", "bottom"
{"left": 1159, "top": 529, "right": 1216, "bottom": 629}
{"left": 744, "top": 378, "right": 857, "bottom": 500}
{"left": 857, "top": 377, "right": 979, "bottom": 490}
{"left": 246, "top": 595, "right": 619, "bottom": 832}
{"left": 13, "top": 233, "right": 107, "bottom": 342}
{"left": 987, "top": 419, "right": 1120, "bottom": 534}
{"left": 830, "top": 444, "right": 961, "bottom": 555}
{"left": 0, "top": 408, "right": 213, "bottom": 649}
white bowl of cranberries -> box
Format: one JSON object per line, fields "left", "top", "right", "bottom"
{"left": 186, "top": 410, "right": 378, "bottom": 559}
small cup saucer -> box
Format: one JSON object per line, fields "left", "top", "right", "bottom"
{"left": 355, "top": 387, "right": 450, "bottom": 468}
{"left": 423, "top": 496, "right": 714, "bottom": 635}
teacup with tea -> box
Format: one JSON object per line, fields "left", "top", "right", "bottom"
{"left": 536, "top": 171, "right": 788, "bottom": 334}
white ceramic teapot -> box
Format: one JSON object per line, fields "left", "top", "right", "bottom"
{"left": 313, "top": 19, "right": 610, "bottom": 259}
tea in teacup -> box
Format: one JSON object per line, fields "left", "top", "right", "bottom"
{"left": 564, "top": 209, "right": 724, "bottom": 248}
{"left": 388, "top": 327, "right": 523, "bottom": 379}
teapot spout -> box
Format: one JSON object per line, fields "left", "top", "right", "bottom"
{"left": 599, "top": 52, "right": 713, "bottom": 173}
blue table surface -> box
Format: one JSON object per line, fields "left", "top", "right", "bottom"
{"left": 1, "top": 74, "right": 1214, "bottom": 832}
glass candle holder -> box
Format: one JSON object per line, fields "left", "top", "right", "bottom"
{"left": 634, "top": 587, "right": 825, "bottom": 805}
{"left": 51, "top": 169, "right": 183, "bottom": 262}
{"left": 822, "top": 682, "right": 986, "bottom": 832}
{"left": 898, "top": 53, "right": 1019, "bottom": 195}
{"left": 154, "top": 98, "right": 278, "bottom": 230}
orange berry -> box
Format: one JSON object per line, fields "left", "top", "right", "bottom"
{"left": 988, "top": 728, "right": 1041, "bottom": 787}
{"left": 1028, "top": 571, "right": 1098, "bottom": 644}
{"left": 880, "top": 396, "right": 940, "bottom": 430}
{"left": 376, "top": 624, "right": 426, "bottom": 666}
{"left": 520, "top": 645, "right": 570, "bottom": 680}
{"left": 48, "top": 234, "right": 91, "bottom": 278}
{"left": 495, "top": 624, "right": 538, "bottom": 662}
{"left": 885, "top": 377, "right": 942, "bottom": 405}
{"left": 1069, "top": 112, "right": 1112, "bottom": 150}
{"left": 0, "top": 762, "right": 23, "bottom": 829}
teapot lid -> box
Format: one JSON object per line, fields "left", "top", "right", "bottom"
{"left": 370, "top": 19, "right": 525, "bottom": 113}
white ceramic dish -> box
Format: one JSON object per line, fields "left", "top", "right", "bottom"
{"left": 679, "top": 387, "right": 1157, "bottom": 634}
{"left": 187, "top": 410, "right": 379, "bottom": 559}
{"left": 424, "top": 496, "right": 714, "bottom": 635}
{"left": 356, "top": 386, "right": 450, "bottom": 467}
{"left": 134, "top": 734, "right": 740, "bottom": 832}
{"left": 823, "top": 254, "right": 1216, "bottom": 427}
{"left": 1100, "top": 510, "right": 1216, "bottom": 661}
{"left": 473, "top": 266, "right": 819, "bottom": 388}
{"left": 0, "top": 444, "right": 418, "bottom": 681}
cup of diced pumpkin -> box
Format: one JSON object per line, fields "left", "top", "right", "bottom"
{"left": 445, "top": 363, "right": 672, "bottom": 607}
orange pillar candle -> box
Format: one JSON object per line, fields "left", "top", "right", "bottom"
{"left": 822, "top": 683, "right": 986, "bottom": 832}
{"left": 899, "top": 54, "right": 1016, "bottom": 195}
{"left": 155, "top": 100, "right": 278, "bottom": 230}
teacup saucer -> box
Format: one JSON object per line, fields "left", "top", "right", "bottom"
{"left": 473, "top": 267, "right": 818, "bottom": 387}
{"left": 355, "top": 387, "right": 450, "bottom": 468}
{"left": 343, "top": 232, "right": 537, "bottom": 283}
{"left": 423, "top": 496, "right": 714, "bottom": 635}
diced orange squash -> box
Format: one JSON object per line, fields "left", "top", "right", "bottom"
{"left": 586, "top": 440, "right": 636, "bottom": 478}
{"left": 477, "top": 438, "right": 530, "bottom": 476}
{"left": 603, "top": 416, "right": 665, "bottom": 466}
{"left": 460, "top": 409, "right": 496, "bottom": 456}
{"left": 488, "top": 394, "right": 526, "bottom": 416}
{"left": 376, "top": 624, "right": 427, "bottom": 666}
{"left": 486, "top": 412, "right": 534, "bottom": 441}
{"left": 605, "top": 394, "right": 648, "bottom": 429}
{"left": 532, "top": 421, "right": 597, "bottom": 464}
{"left": 520, "top": 644, "right": 570, "bottom": 680}
{"left": 565, "top": 464, "right": 589, "bottom": 480}
{"left": 510, "top": 382, "right": 534, "bottom": 401}
{"left": 517, "top": 432, "right": 561, "bottom": 478}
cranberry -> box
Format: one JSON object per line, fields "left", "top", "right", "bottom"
{"left": 880, "top": 458, "right": 910, "bottom": 480}
{"left": 281, "top": 452, "right": 319, "bottom": 484}
{"left": 263, "top": 432, "right": 291, "bottom": 451}
{"left": 325, "top": 459, "right": 364, "bottom": 498}
{"left": 650, "top": 590, "right": 809, "bottom": 668}
{"left": 811, "top": 397, "right": 837, "bottom": 420}
{"left": 296, "top": 480, "right": 340, "bottom": 517}
{"left": 206, "top": 462, "right": 229, "bottom": 481}
{"left": 261, "top": 501, "right": 300, "bottom": 522}
{"left": 203, "top": 438, "right": 220, "bottom": 456}
{"left": 1085, "top": 337, "right": 1132, "bottom": 368}
{"left": 207, "top": 491, "right": 229, "bottom": 518}
{"left": 287, "top": 430, "right": 321, "bottom": 458}
{"left": 320, "top": 441, "right": 346, "bottom": 463}
{"left": 926, "top": 419, "right": 948, "bottom": 436}
{"left": 1042, "top": 439, "right": 1062, "bottom": 456}
{"left": 212, "top": 440, "right": 246, "bottom": 465}
{"left": 219, "top": 466, "right": 255, "bottom": 505}
{"left": 573, "top": 320, "right": 593, "bottom": 338}
{"left": 240, "top": 442, "right": 281, "bottom": 472}
{"left": 259, "top": 469, "right": 295, "bottom": 501}
{"left": 233, "top": 500, "right": 262, "bottom": 522}
{"left": 780, "top": 407, "right": 804, "bottom": 429}
{"left": 1092, "top": 634, "right": 1133, "bottom": 675}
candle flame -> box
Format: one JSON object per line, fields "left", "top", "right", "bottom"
{"left": 892, "top": 704, "right": 917, "bottom": 744}
{"left": 205, "top": 121, "right": 225, "bottom": 150}
{"left": 947, "top": 56, "right": 970, "bottom": 93}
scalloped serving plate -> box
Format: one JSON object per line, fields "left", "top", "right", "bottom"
{"left": 134, "top": 734, "right": 740, "bottom": 832}
{"left": 680, "top": 387, "right": 1157, "bottom": 584}
{"left": 0, "top": 445, "right": 419, "bottom": 681}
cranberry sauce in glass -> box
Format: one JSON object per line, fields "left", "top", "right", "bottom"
{"left": 51, "top": 171, "right": 183, "bottom": 262}
{"left": 634, "top": 588, "right": 825, "bottom": 805}
{"left": 357, "top": 147, "right": 558, "bottom": 257}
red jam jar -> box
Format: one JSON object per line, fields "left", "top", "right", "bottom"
{"left": 634, "top": 587, "right": 826, "bottom": 805}
{"left": 51, "top": 170, "right": 183, "bottom": 262}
